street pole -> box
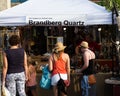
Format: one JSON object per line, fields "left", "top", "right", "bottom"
{"left": 111, "top": 0, "right": 120, "bottom": 79}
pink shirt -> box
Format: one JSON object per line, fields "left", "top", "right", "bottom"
{"left": 26, "top": 65, "right": 37, "bottom": 86}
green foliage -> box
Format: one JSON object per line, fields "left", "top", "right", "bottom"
{"left": 96, "top": 0, "right": 120, "bottom": 11}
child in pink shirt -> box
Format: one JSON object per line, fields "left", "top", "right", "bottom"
{"left": 26, "top": 61, "right": 37, "bottom": 96}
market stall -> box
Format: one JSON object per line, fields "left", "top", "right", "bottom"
{"left": 0, "top": 0, "right": 118, "bottom": 96}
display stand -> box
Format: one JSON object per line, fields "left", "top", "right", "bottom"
{"left": 47, "top": 36, "right": 63, "bottom": 52}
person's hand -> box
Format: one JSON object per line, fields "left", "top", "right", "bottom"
{"left": 25, "top": 75, "right": 29, "bottom": 81}
{"left": 75, "top": 69, "right": 82, "bottom": 76}
{"left": 64, "top": 80, "right": 70, "bottom": 87}
{"left": 75, "top": 69, "right": 81, "bottom": 73}
{"left": 2, "top": 81, "right": 5, "bottom": 87}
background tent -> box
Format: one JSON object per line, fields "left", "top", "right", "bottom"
{"left": 0, "top": 0, "right": 112, "bottom": 26}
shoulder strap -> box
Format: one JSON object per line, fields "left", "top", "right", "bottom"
{"left": 58, "top": 72, "right": 61, "bottom": 79}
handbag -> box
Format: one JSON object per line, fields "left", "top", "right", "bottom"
{"left": 88, "top": 74, "right": 96, "bottom": 85}
{"left": 40, "top": 65, "right": 51, "bottom": 89}
{"left": 57, "top": 73, "right": 67, "bottom": 96}
{"left": 2, "top": 86, "right": 11, "bottom": 96}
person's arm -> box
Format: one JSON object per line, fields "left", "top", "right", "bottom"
{"left": 48, "top": 55, "right": 53, "bottom": 72}
{"left": 80, "top": 52, "right": 89, "bottom": 72}
{"left": 2, "top": 52, "right": 8, "bottom": 86}
{"left": 24, "top": 51, "right": 28, "bottom": 81}
{"left": 66, "top": 54, "right": 70, "bottom": 85}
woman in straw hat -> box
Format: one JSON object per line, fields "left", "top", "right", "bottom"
{"left": 76, "top": 41, "right": 96, "bottom": 96}
{"left": 49, "top": 42, "right": 70, "bottom": 96}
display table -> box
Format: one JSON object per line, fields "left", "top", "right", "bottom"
{"left": 104, "top": 78, "right": 120, "bottom": 96}
{"left": 105, "top": 78, "right": 120, "bottom": 85}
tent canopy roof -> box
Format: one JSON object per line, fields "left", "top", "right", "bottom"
{"left": 0, "top": 0, "right": 112, "bottom": 26}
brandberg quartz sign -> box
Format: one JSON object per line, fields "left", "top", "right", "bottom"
{"left": 29, "top": 20, "right": 84, "bottom": 26}
{"left": 26, "top": 15, "right": 86, "bottom": 26}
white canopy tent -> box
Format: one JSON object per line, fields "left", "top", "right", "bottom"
{"left": 0, "top": 0, "right": 112, "bottom": 26}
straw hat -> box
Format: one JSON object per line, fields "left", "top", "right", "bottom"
{"left": 79, "top": 41, "right": 89, "bottom": 48}
{"left": 53, "top": 42, "right": 66, "bottom": 53}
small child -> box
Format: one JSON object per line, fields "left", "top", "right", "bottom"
{"left": 26, "top": 61, "right": 37, "bottom": 96}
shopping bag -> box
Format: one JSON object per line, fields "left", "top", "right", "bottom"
{"left": 40, "top": 65, "right": 51, "bottom": 89}
{"left": 2, "top": 86, "right": 11, "bottom": 96}
{"left": 88, "top": 74, "right": 96, "bottom": 85}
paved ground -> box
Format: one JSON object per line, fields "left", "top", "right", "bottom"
{"left": 36, "top": 73, "right": 81, "bottom": 96}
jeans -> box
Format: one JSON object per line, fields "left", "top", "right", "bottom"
{"left": 81, "top": 75, "right": 90, "bottom": 96}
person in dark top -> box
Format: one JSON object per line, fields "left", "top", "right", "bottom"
{"left": 2, "top": 35, "right": 28, "bottom": 96}
{"left": 75, "top": 41, "right": 95, "bottom": 96}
